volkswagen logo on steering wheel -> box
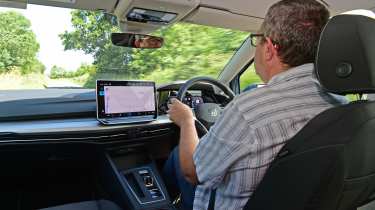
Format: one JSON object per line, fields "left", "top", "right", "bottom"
{"left": 210, "top": 108, "right": 219, "bottom": 117}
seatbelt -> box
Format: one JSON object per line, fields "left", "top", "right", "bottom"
{"left": 207, "top": 189, "right": 216, "bottom": 210}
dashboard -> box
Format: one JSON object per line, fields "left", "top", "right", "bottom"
{"left": 0, "top": 82, "right": 233, "bottom": 210}
{"left": 157, "top": 90, "right": 204, "bottom": 114}
{"left": 156, "top": 82, "right": 232, "bottom": 115}
{"left": 0, "top": 81, "right": 231, "bottom": 141}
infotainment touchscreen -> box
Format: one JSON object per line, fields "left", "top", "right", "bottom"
{"left": 96, "top": 80, "right": 157, "bottom": 125}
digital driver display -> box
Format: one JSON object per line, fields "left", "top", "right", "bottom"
{"left": 96, "top": 80, "right": 157, "bottom": 120}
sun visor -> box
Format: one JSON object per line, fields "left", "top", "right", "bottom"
{"left": 0, "top": 0, "right": 27, "bottom": 9}
{"left": 316, "top": 10, "right": 375, "bottom": 95}
{"left": 28, "top": 0, "right": 118, "bottom": 11}
{"left": 183, "top": 7, "right": 263, "bottom": 32}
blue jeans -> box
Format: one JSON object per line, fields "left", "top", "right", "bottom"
{"left": 163, "top": 147, "right": 196, "bottom": 210}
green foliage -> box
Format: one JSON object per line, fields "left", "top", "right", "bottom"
{"left": 24, "top": 59, "right": 46, "bottom": 74}
{"left": 50, "top": 64, "right": 95, "bottom": 79}
{"left": 60, "top": 10, "right": 249, "bottom": 87}
{"left": 240, "top": 64, "right": 262, "bottom": 90}
{"left": 131, "top": 23, "right": 248, "bottom": 82}
{"left": 0, "top": 11, "right": 41, "bottom": 74}
{"left": 76, "top": 64, "right": 96, "bottom": 76}
{"left": 50, "top": 66, "right": 69, "bottom": 79}
{"left": 59, "top": 11, "right": 133, "bottom": 77}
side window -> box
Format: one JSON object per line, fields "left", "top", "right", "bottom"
{"left": 239, "top": 62, "right": 262, "bottom": 92}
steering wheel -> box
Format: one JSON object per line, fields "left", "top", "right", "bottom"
{"left": 176, "top": 77, "right": 235, "bottom": 133}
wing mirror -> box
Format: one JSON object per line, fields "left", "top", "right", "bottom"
{"left": 111, "top": 33, "right": 164, "bottom": 49}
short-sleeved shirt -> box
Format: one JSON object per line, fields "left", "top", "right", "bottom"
{"left": 192, "top": 63, "right": 348, "bottom": 210}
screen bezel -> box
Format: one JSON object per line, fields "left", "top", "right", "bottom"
{"left": 96, "top": 80, "right": 157, "bottom": 120}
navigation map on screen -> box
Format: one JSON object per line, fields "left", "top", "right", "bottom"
{"left": 104, "top": 86, "right": 155, "bottom": 114}
{"left": 96, "top": 80, "right": 157, "bottom": 121}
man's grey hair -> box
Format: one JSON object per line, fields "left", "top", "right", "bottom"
{"left": 261, "top": 0, "right": 330, "bottom": 67}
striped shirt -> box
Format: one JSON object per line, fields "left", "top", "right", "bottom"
{"left": 192, "top": 63, "right": 347, "bottom": 210}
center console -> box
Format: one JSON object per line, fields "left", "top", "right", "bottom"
{"left": 100, "top": 152, "right": 174, "bottom": 210}
{"left": 122, "top": 166, "right": 166, "bottom": 204}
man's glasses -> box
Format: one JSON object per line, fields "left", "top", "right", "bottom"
{"left": 250, "top": 34, "right": 280, "bottom": 50}
{"left": 250, "top": 34, "right": 265, "bottom": 47}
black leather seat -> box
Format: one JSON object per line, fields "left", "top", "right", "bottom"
{"left": 244, "top": 12, "right": 375, "bottom": 210}
{"left": 39, "top": 200, "right": 123, "bottom": 210}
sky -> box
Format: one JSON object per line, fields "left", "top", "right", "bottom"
{"left": 0, "top": 4, "right": 94, "bottom": 72}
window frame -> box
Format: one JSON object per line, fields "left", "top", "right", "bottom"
{"left": 229, "top": 59, "right": 254, "bottom": 95}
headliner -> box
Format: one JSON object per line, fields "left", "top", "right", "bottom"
{"left": 8, "top": 0, "right": 375, "bottom": 32}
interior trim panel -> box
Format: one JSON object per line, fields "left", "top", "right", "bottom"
{"left": 0, "top": 116, "right": 175, "bottom": 144}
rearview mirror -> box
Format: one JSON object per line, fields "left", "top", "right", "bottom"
{"left": 111, "top": 33, "right": 163, "bottom": 49}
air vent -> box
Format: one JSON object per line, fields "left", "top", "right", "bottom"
{"left": 0, "top": 126, "right": 172, "bottom": 144}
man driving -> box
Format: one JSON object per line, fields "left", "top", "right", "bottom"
{"left": 164, "top": 0, "right": 348, "bottom": 209}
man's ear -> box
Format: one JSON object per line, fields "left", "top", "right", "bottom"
{"left": 264, "top": 37, "right": 276, "bottom": 61}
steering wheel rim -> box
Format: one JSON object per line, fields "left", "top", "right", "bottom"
{"left": 177, "top": 76, "right": 235, "bottom": 101}
{"left": 176, "top": 76, "right": 235, "bottom": 131}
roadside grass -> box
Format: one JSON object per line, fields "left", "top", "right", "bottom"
{"left": 0, "top": 71, "right": 83, "bottom": 89}
{"left": 0, "top": 71, "right": 46, "bottom": 89}
{"left": 45, "top": 74, "right": 89, "bottom": 88}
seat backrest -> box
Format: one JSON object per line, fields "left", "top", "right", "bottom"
{"left": 244, "top": 11, "right": 375, "bottom": 210}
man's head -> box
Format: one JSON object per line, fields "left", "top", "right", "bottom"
{"left": 134, "top": 36, "right": 163, "bottom": 48}
{"left": 254, "top": 0, "right": 329, "bottom": 82}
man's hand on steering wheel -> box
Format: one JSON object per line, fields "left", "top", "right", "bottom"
{"left": 167, "top": 98, "right": 195, "bottom": 128}
{"left": 167, "top": 76, "right": 235, "bottom": 137}
{"left": 166, "top": 77, "right": 234, "bottom": 185}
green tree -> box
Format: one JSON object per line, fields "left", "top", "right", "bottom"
{"left": 27, "top": 59, "right": 46, "bottom": 74}
{"left": 59, "top": 11, "right": 134, "bottom": 76}
{"left": 50, "top": 65, "right": 68, "bottom": 79}
{"left": 60, "top": 10, "right": 249, "bottom": 87}
{"left": 0, "top": 11, "right": 41, "bottom": 73}
{"left": 137, "top": 23, "right": 248, "bottom": 82}
{"left": 50, "top": 64, "right": 94, "bottom": 79}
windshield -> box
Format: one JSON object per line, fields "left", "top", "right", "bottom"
{"left": 0, "top": 5, "right": 249, "bottom": 90}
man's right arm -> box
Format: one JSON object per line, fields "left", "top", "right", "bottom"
{"left": 192, "top": 102, "right": 255, "bottom": 188}
{"left": 178, "top": 119, "right": 199, "bottom": 184}
{"left": 167, "top": 99, "right": 199, "bottom": 184}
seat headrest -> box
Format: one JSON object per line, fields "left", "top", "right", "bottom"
{"left": 315, "top": 11, "right": 375, "bottom": 95}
